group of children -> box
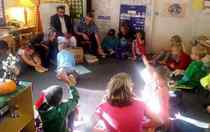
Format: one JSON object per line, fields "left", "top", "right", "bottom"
{"left": 102, "top": 24, "right": 146, "bottom": 60}
{"left": 1, "top": 23, "right": 210, "bottom": 131}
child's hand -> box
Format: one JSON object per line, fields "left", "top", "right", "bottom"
{"left": 82, "top": 33, "right": 89, "bottom": 41}
{"left": 174, "top": 69, "right": 184, "bottom": 76}
{"left": 170, "top": 63, "right": 175, "bottom": 69}
{"left": 159, "top": 61, "right": 166, "bottom": 65}
{"left": 207, "top": 106, "right": 210, "bottom": 113}
{"left": 68, "top": 74, "right": 77, "bottom": 87}
{"left": 142, "top": 55, "right": 149, "bottom": 67}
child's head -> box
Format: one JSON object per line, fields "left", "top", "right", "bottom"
{"left": 0, "top": 40, "right": 9, "bottom": 56}
{"left": 30, "top": 32, "right": 44, "bottom": 45}
{"left": 57, "top": 36, "right": 68, "bottom": 51}
{"left": 106, "top": 73, "right": 134, "bottom": 107}
{"left": 171, "top": 43, "right": 183, "bottom": 56}
{"left": 119, "top": 23, "right": 129, "bottom": 35}
{"left": 43, "top": 85, "right": 63, "bottom": 106}
{"left": 107, "top": 29, "right": 116, "bottom": 36}
{"left": 135, "top": 30, "right": 144, "bottom": 40}
{"left": 190, "top": 46, "right": 207, "bottom": 60}
{"left": 64, "top": 33, "right": 73, "bottom": 39}
{"left": 48, "top": 30, "right": 57, "bottom": 42}
{"left": 170, "top": 35, "right": 182, "bottom": 46}
{"left": 25, "top": 45, "right": 35, "bottom": 55}
{"left": 197, "top": 35, "right": 208, "bottom": 45}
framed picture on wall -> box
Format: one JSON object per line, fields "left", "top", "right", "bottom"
{"left": 164, "top": 2, "right": 186, "bottom": 17}
{"left": 0, "top": 0, "right": 5, "bottom": 26}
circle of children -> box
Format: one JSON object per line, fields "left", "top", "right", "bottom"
{"left": 1, "top": 8, "right": 210, "bottom": 132}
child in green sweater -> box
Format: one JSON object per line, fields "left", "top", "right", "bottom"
{"left": 170, "top": 46, "right": 208, "bottom": 90}
{"left": 35, "top": 72, "right": 79, "bottom": 132}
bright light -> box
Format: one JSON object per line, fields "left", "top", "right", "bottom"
{"left": 140, "top": 68, "right": 152, "bottom": 83}
{"left": 139, "top": 68, "right": 161, "bottom": 114}
{"left": 7, "top": 7, "right": 25, "bottom": 23}
{"left": 174, "top": 113, "right": 209, "bottom": 128}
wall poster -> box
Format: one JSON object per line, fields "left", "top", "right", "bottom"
{"left": 120, "top": 4, "right": 146, "bottom": 31}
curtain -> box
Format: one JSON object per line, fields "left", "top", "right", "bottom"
{"left": 35, "top": 0, "right": 43, "bottom": 32}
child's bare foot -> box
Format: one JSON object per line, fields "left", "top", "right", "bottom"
{"left": 35, "top": 67, "right": 45, "bottom": 73}
{"left": 98, "top": 48, "right": 106, "bottom": 58}
{"left": 42, "top": 67, "right": 48, "bottom": 72}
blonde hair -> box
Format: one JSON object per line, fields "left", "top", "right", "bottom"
{"left": 191, "top": 45, "right": 207, "bottom": 59}
{"left": 106, "top": 73, "right": 134, "bottom": 107}
{"left": 171, "top": 35, "right": 182, "bottom": 44}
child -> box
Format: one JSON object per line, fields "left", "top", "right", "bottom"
{"left": 18, "top": 44, "right": 48, "bottom": 73}
{"left": 0, "top": 40, "right": 21, "bottom": 76}
{"left": 35, "top": 72, "right": 79, "bottom": 132}
{"left": 132, "top": 30, "right": 146, "bottom": 61}
{"left": 151, "top": 35, "right": 182, "bottom": 66}
{"left": 170, "top": 46, "right": 208, "bottom": 90}
{"left": 92, "top": 72, "right": 161, "bottom": 132}
{"left": 116, "top": 24, "right": 132, "bottom": 59}
{"left": 56, "top": 36, "right": 77, "bottom": 80}
{"left": 30, "top": 32, "right": 49, "bottom": 68}
{"left": 102, "top": 29, "right": 119, "bottom": 56}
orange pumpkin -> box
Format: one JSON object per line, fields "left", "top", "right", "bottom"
{"left": 0, "top": 80, "right": 16, "bottom": 95}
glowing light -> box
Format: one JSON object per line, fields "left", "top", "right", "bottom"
{"left": 7, "top": 7, "right": 25, "bottom": 23}
{"left": 174, "top": 113, "right": 209, "bottom": 128}
{"left": 140, "top": 68, "right": 161, "bottom": 114}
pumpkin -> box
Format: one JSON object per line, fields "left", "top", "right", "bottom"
{"left": 0, "top": 80, "right": 16, "bottom": 95}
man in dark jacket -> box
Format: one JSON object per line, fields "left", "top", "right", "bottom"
{"left": 50, "top": 5, "right": 72, "bottom": 36}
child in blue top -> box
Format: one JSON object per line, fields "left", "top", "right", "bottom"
{"left": 102, "top": 29, "right": 119, "bottom": 56}
{"left": 56, "top": 36, "right": 77, "bottom": 80}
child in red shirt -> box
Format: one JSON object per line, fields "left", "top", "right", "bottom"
{"left": 93, "top": 73, "right": 162, "bottom": 132}
{"left": 132, "top": 31, "right": 146, "bottom": 61}
{"left": 167, "top": 43, "right": 191, "bottom": 70}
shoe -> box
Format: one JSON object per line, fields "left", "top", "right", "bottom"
{"left": 35, "top": 67, "right": 45, "bottom": 73}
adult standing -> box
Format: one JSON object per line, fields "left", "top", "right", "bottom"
{"left": 50, "top": 5, "right": 72, "bottom": 36}
{"left": 74, "top": 13, "right": 106, "bottom": 57}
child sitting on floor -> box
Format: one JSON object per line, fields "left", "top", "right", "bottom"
{"left": 0, "top": 40, "right": 21, "bottom": 76}
{"left": 18, "top": 44, "right": 48, "bottom": 73}
{"left": 102, "top": 29, "right": 119, "bottom": 56}
{"left": 151, "top": 35, "right": 182, "bottom": 66}
{"left": 35, "top": 72, "right": 79, "bottom": 132}
{"left": 170, "top": 46, "right": 208, "bottom": 90}
{"left": 132, "top": 30, "right": 146, "bottom": 61}
{"left": 116, "top": 24, "right": 132, "bottom": 59}
{"left": 56, "top": 36, "right": 77, "bottom": 80}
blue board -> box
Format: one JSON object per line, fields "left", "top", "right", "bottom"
{"left": 120, "top": 4, "right": 146, "bottom": 31}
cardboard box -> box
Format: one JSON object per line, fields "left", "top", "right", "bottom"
{"left": 67, "top": 47, "right": 84, "bottom": 64}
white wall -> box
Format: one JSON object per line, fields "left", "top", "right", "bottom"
{"left": 92, "top": 0, "right": 210, "bottom": 53}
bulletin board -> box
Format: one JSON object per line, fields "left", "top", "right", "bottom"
{"left": 120, "top": 4, "right": 146, "bottom": 31}
{"left": 0, "top": 0, "right": 5, "bottom": 26}
{"left": 70, "top": 0, "right": 83, "bottom": 19}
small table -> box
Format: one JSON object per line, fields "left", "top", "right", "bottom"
{"left": 0, "top": 82, "right": 35, "bottom": 132}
